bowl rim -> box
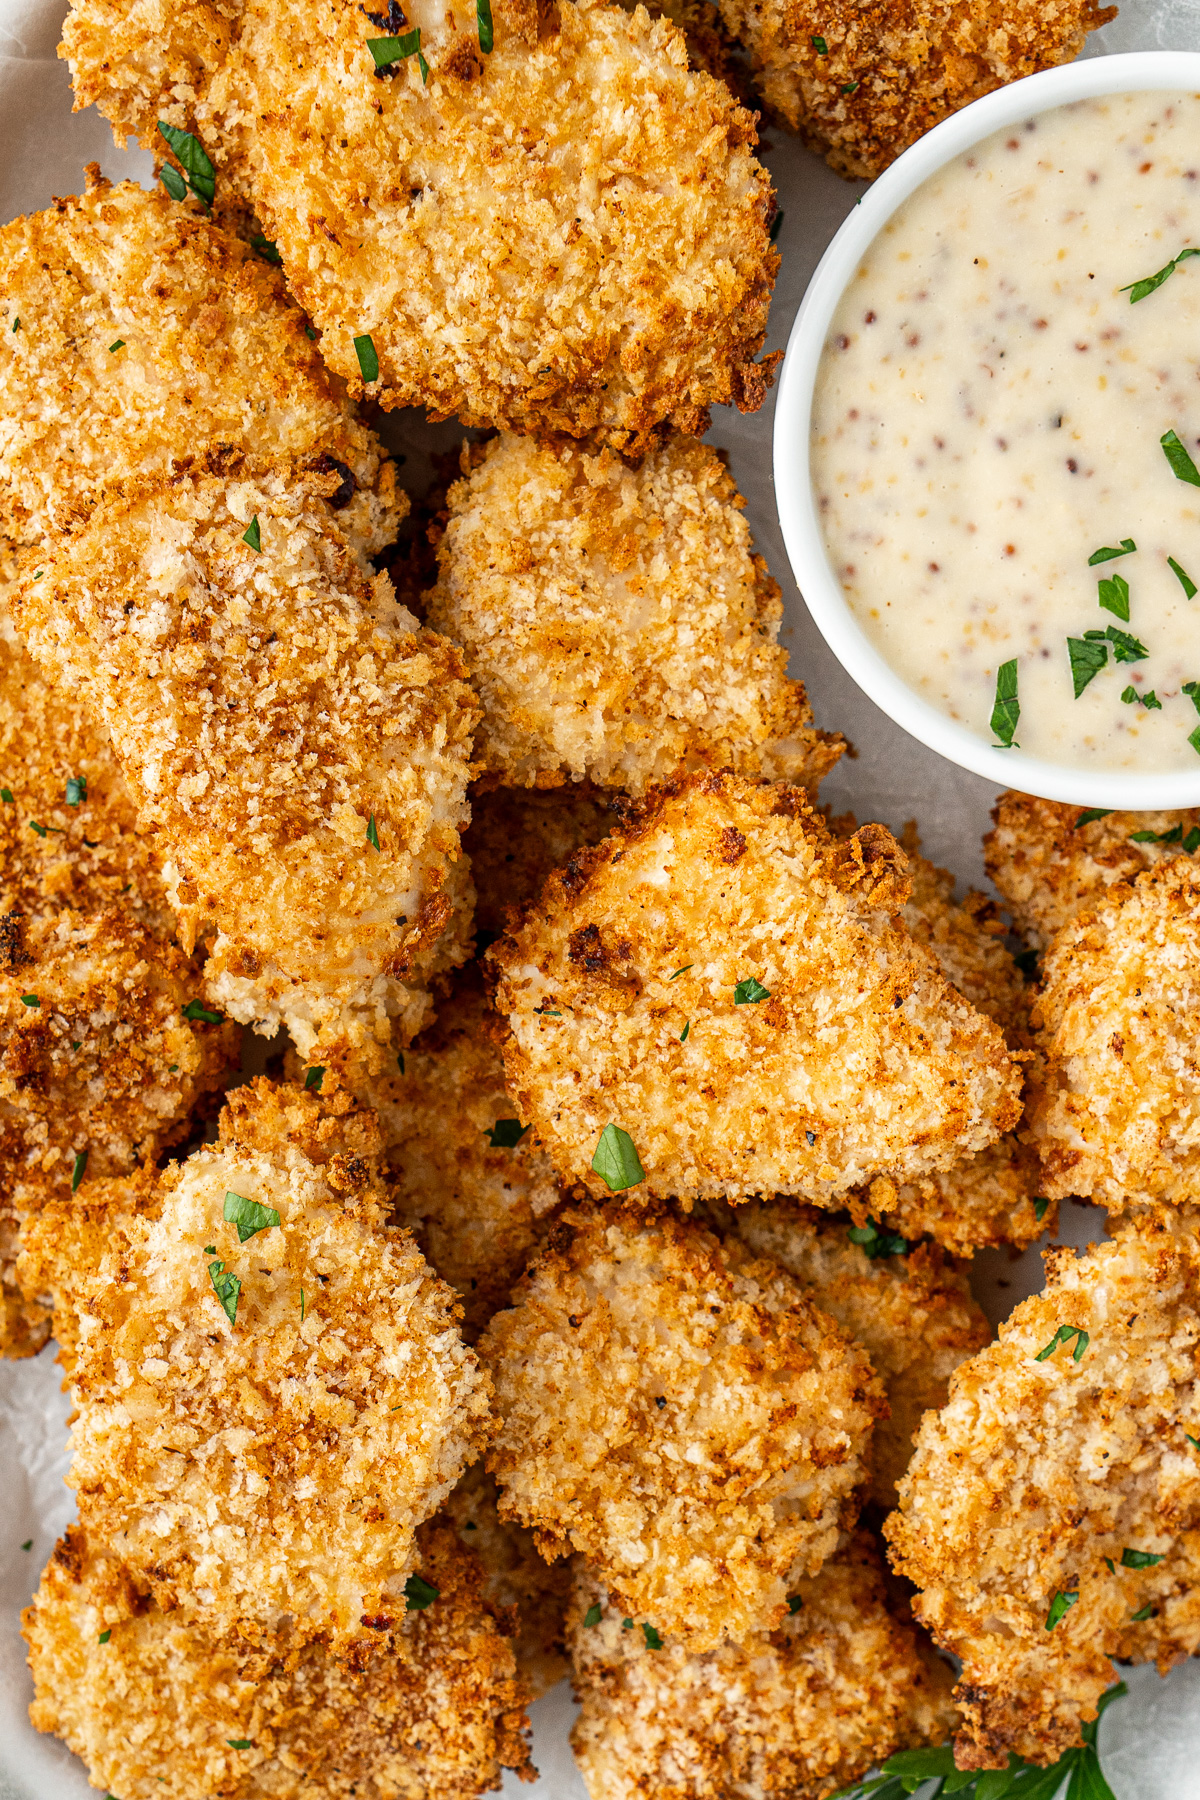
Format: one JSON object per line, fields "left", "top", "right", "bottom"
{"left": 772, "top": 51, "right": 1200, "bottom": 810}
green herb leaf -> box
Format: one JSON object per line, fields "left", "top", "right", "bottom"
{"left": 368, "top": 27, "right": 427, "bottom": 77}
{"left": 1088, "top": 540, "right": 1136, "bottom": 565}
{"left": 485, "top": 1118, "right": 530, "bottom": 1148}
{"left": 786, "top": 1594, "right": 803, "bottom": 1613}
{"left": 251, "top": 234, "right": 282, "bottom": 264}
{"left": 367, "top": 812, "right": 381, "bottom": 850}
{"left": 65, "top": 775, "right": 87, "bottom": 806}
{"left": 1103, "top": 1556, "right": 1115, "bottom": 1574}
{"left": 182, "top": 999, "right": 221, "bottom": 1023}
{"left": 1035, "top": 1323, "right": 1089, "bottom": 1363}
{"left": 242, "top": 515, "right": 261, "bottom": 552}
{"left": 1188, "top": 723, "right": 1200, "bottom": 758}
{"left": 20, "top": 1539, "right": 31, "bottom": 1550}
{"left": 679, "top": 1020, "right": 690, "bottom": 1042}
{"left": 1097, "top": 572, "right": 1130, "bottom": 621}
{"left": 156, "top": 122, "right": 215, "bottom": 204}
{"left": 208, "top": 1257, "right": 241, "bottom": 1326}
{"left": 1104, "top": 625, "right": 1148, "bottom": 663}
{"left": 304, "top": 1066, "right": 325, "bottom": 1092}
{"left": 109, "top": 339, "right": 125, "bottom": 352}
{"left": 734, "top": 976, "right": 770, "bottom": 1004}
{"left": 642, "top": 1623, "right": 663, "bottom": 1649}
{"left": 591, "top": 1123, "right": 645, "bottom": 1192}
{"left": 1034, "top": 1197, "right": 1050, "bottom": 1221}
{"left": 1129, "top": 1602, "right": 1154, "bottom": 1621}
{"left": 72, "top": 1149, "right": 88, "bottom": 1192}
{"left": 1068, "top": 636, "right": 1108, "bottom": 697}
{"left": 1185, "top": 828, "right": 1200, "bottom": 853}
{"left": 227, "top": 1739, "right": 253, "bottom": 1750}
{"left": 584, "top": 1603, "right": 602, "bottom": 1627}
{"left": 29, "top": 820, "right": 62, "bottom": 837}
{"left": 223, "top": 1191, "right": 281, "bottom": 1243}
{"left": 1162, "top": 428, "right": 1200, "bottom": 486}
{"left": 1045, "top": 1589, "right": 1079, "bottom": 1630}
{"left": 1120, "top": 1547, "right": 1165, "bottom": 1568}
{"left": 1120, "top": 246, "right": 1199, "bottom": 303}
{"left": 847, "top": 1217, "right": 910, "bottom": 1258}
{"left": 396, "top": 1052, "right": 405, "bottom": 1074}
{"left": 10, "top": 317, "right": 18, "bottom": 331}
{"left": 300, "top": 1286, "right": 306, "bottom": 1321}
{"left": 0, "top": 788, "right": 12, "bottom": 803}
{"left": 1169, "top": 556, "right": 1198, "bottom": 600}
{"left": 354, "top": 333, "right": 380, "bottom": 382}
{"left": 477, "top": 0, "right": 493, "bottom": 51}
{"left": 1075, "top": 809, "right": 1111, "bottom": 827}
{"left": 841, "top": 81, "right": 858, "bottom": 93}
{"left": 668, "top": 964, "right": 693, "bottom": 980}
{"left": 811, "top": 33, "right": 828, "bottom": 51}
{"left": 160, "top": 162, "right": 187, "bottom": 202}
{"left": 404, "top": 1573, "right": 440, "bottom": 1611}
{"left": 990, "top": 657, "right": 1020, "bottom": 746}
{"left": 99, "top": 1629, "right": 111, "bottom": 1643}
{"left": 19, "top": 993, "right": 39, "bottom": 1007}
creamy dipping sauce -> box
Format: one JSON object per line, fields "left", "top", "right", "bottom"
{"left": 811, "top": 91, "right": 1200, "bottom": 772}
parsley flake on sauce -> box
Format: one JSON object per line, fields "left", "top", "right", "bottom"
{"left": 182, "top": 999, "right": 222, "bottom": 1023}
{"left": 1120, "top": 246, "right": 1198, "bottom": 304}
{"left": 848, "top": 1217, "right": 909, "bottom": 1258}
{"left": 208, "top": 1255, "right": 241, "bottom": 1326}
{"left": 304, "top": 1065, "right": 324, "bottom": 1092}
{"left": 223, "top": 1191, "right": 281, "bottom": 1243}
{"left": 1088, "top": 539, "right": 1136, "bottom": 565}
{"left": 156, "top": 122, "right": 215, "bottom": 206}
{"left": 72, "top": 1149, "right": 88, "bottom": 1192}
{"left": 1169, "top": 556, "right": 1197, "bottom": 600}
{"left": 1120, "top": 1547, "right": 1165, "bottom": 1568}
{"left": 1162, "top": 428, "right": 1200, "bottom": 487}
{"left": 734, "top": 976, "right": 770, "bottom": 1004}
{"left": 1121, "top": 686, "right": 1160, "bottom": 709}
{"left": 584, "top": 1604, "right": 602, "bottom": 1627}
{"left": 990, "top": 658, "right": 1020, "bottom": 746}
{"left": 591, "top": 1123, "right": 645, "bottom": 1192}
{"left": 1105, "top": 625, "right": 1148, "bottom": 663}
{"left": 354, "top": 333, "right": 380, "bottom": 382}
{"left": 1098, "top": 572, "right": 1130, "bottom": 622}
{"left": 404, "top": 1573, "right": 440, "bottom": 1611}
{"left": 1068, "top": 635, "right": 1108, "bottom": 697}
{"left": 485, "top": 1119, "right": 530, "bottom": 1148}
{"left": 242, "top": 515, "right": 261, "bottom": 552}
{"left": 1035, "top": 1323, "right": 1089, "bottom": 1363}
{"left": 1044, "top": 1589, "right": 1079, "bottom": 1631}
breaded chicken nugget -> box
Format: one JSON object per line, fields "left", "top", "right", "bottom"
{"left": 428, "top": 434, "right": 842, "bottom": 794}
{"left": 16, "top": 1167, "right": 160, "bottom": 1370}
{"left": 490, "top": 773, "right": 1021, "bottom": 1208}
{"left": 715, "top": 0, "right": 1114, "bottom": 179}
{"left": 465, "top": 784, "right": 615, "bottom": 938}
{"left": 445, "top": 1459, "right": 572, "bottom": 1697}
{"left": 480, "top": 1205, "right": 884, "bottom": 1651}
{"left": 569, "top": 1531, "right": 957, "bottom": 1800}
{"left": 714, "top": 1200, "right": 990, "bottom": 1505}
{"left": 25, "top": 1520, "right": 533, "bottom": 1799}
{"left": 66, "top": 1079, "right": 492, "bottom": 1643}
{"left": 14, "top": 458, "right": 478, "bottom": 1059}
{"left": 885, "top": 1208, "right": 1200, "bottom": 1768}
{"left": 0, "top": 172, "right": 403, "bottom": 564}
{"left": 1025, "top": 859, "right": 1200, "bottom": 1208}
{"left": 985, "top": 791, "right": 1200, "bottom": 951}
{"left": 860, "top": 1135, "right": 1051, "bottom": 1260}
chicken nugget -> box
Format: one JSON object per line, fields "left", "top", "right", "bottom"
{"left": 480, "top": 1205, "right": 884, "bottom": 1651}
{"left": 490, "top": 772, "right": 1022, "bottom": 1207}
{"left": 0, "top": 172, "right": 403, "bottom": 566}
{"left": 1025, "top": 858, "right": 1200, "bottom": 1208}
{"left": 569, "top": 1530, "right": 957, "bottom": 1800}
{"left": 715, "top": 0, "right": 1114, "bottom": 179}
{"left": 714, "top": 1200, "right": 990, "bottom": 1506}
{"left": 445, "top": 1459, "right": 572, "bottom": 1697}
{"left": 984, "top": 790, "right": 1200, "bottom": 951}
{"left": 24, "top": 1519, "right": 533, "bottom": 1799}
{"left": 885, "top": 1208, "right": 1200, "bottom": 1768}
{"left": 465, "top": 784, "right": 616, "bottom": 938}
{"left": 66, "top": 1078, "right": 493, "bottom": 1643}
{"left": 428, "top": 433, "right": 842, "bottom": 794}
{"left": 14, "top": 458, "right": 478, "bottom": 1060}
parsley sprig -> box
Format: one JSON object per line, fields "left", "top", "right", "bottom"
{"left": 990, "top": 658, "right": 1019, "bottom": 747}
{"left": 847, "top": 1217, "right": 909, "bottom": 1258}
{"left": 1087, "top": 540, "right": 1136, "bottom": 566}
{"left": 368, "top": 29, "right": 429, "bottom": 81}
{"left": 1035, "top": 1323, "right": 1089, "bottom": 1363}
{"left": 1121, "top": 247, "right": 1198, "bottom": 304}
{"left": 1162, "top": 429, "right": 1200, "bottom": 487}
{"left": 591, "top": 1123, "right": 645, "bottom": 1192}
{"left": 157, "top": 122, "right": 215, "bottom": 207}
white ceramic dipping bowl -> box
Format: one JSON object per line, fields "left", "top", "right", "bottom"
{"left": 773, "top": 50, "right": 1200, "bottom": 810}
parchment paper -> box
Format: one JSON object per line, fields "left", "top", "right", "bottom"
{"left": 2, "top": 2, "right": 1200, "bottom": 1794}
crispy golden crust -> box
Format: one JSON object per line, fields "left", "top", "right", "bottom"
{"left": 24, "top": 1520, "right": 534, "bottom": 1799}
{"left": 568, "top": 1530, "right": 958, "bottom": 1800}
{"left": 861, "top": 1135, "right": 1052, "bottom": 1260}
{"left": 627, "top": 0, "right": 758, "bottom": 107}
{"left": 479, "top": 1205, "right": 884, "bottom": 1652}
{"left": 716, "top": 0, "right": 1114, "bottom": 178}
{"left": 490, "top": 773, "right": 1022, "bottom": 1206}
{"left": 14, "top": 459, "right": 478, "bottom": 1060}
{"left": 0, "top": 1200, "right": 51, "bottom": 1358}
{"left": 465, "top": 784, "right": 616, "bottom": 938}
{"left": 899, "top": 830, "right": 1030, "bottom": 1043}
{"left": 715, "top": 1201, "right": 991, "bottom": 1506}
{"left": 65, "top": 1079, "right": 493, "bottom": 1643}
{"left": 16, "top": 1168, "right": 161, "bottom": 1371}
{"left": 885, "top": 1209, "right": 1200, "bottom": 1768}
{"left": 0, "top": 172, "right": 403, "bottom": 561}
{"left": 156, "top": 0, "right": 781, "bottom": 449}
{"left": 1025, "top": 859, "right": 1200, "bottom": 1208}
{"left": 445, "top": 1459, "right": 572, "bottom": 1698}
{"left": 428, "top": 433, "right": 842, "bottom": 793}
{"left": 985, "top": 791, "right": 1200, "bottom": 951}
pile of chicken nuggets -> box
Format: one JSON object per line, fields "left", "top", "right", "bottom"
{"left": 3, "top": 0, "right": 1195, "bottom": 1794}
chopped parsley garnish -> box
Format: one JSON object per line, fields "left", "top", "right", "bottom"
{"left": 1130, "top": 1602, "right": 1155, "bottom": 1621}
{"left": 1035, "top": 1323, "right": 1089, "bottom": 1363}
{"left": 367, "top": 29, "right": 429, "bottom": 80}
{"left": 477, "top": 0, "right": 493, "bottom": 51}
{"left": 1169, "top": 556, "right": 1197, "bottom": 600}
{"left": 223, "top": 1191, "right": 280, "bottom": 1243}
{"left": 591, "top": 1123, "right": 645, "bottom": 1192}
{"left": 848, "top": 1217, "right": 909, "bottom": 1258}
{"left": 1121, "top": 685, "right": 1160, "bottom": 709}
{"left": 841, "top": 81, "right": 858, "bottom": 93}
{"left": 19, "top": 993, "right": 38, "bottom": 1007}
{"left": 242, "top": 515, "right": 261, "bottom": 552}
{"left": 227, "top": 1739, "right": 253, "bottom": 1750}
{"left": 98, "top": 1629, "right": 111, "bottom": 1643}
{"left": 734, "top": 976, "right": 770, "bottom": 1004}
{"left": 10, "top": 317, "right": 18, "bottom": 331}
{"left": 182, "top": 999, "right": 221, "bottom": 1023}
{"left": 668, "top": 964, "right": 693, "bottom": 980}
{"left": 1120, "top": 1547, "right": 1165, "bottom": 1568}
{"left": 1162, "top": 428, "right": 1200, "bottom": 487}
{"left": 404, "top": 1574, "right": 440, "bottom": 1611}
{"left": 251, "top": 235, "right": 282, "bottom": 264}
{"left": 29, "top": 820, "right": 62, "bottom": 837}
{"left": 396, "top": 1052, "right": 405, "bottom": 1074}
{"left": 354, "top": 333, "right": 380, "bottom": 382}
{"left": 1069, "top": 635, "right": 1108, "bottom": 697}
{"left": 485, "top": 1118, "right": 530, "bottom": 1148}
{"left": 1088, "top": 539, "right": 1136, "bottom": 565}
{"left": 207, "top": 1255, "right": 241, "bottom": 1326}
{"left": 1097, "top": 572, "right": 1130, "bottom": 622}
{"left": 300, "top": 1286, "right": 306, "bottom": 1321}
{"left": 786, "top": 1595, "right": 803, "bottom": 1614}
{"left": 1033, "top": 1197, "right": 1050, "bottom": 1221}
{"left": 622, "top": 1618, "right": 633, "bottom": 1630}
{"left": 304, "top": 1065, "right": 324, "bottom": 1092}
{"left": 72, "top": 1149, "right": 88, "bottom": 1192}
{"left": 1130, "top": 824, "right": 1185, "bottom": 844}
{"left": 366, "top": 811, "right": 381, "bottom": 850}
{"left": 1120, "top": 246, "right": 1198, "bottom": 303}
{"left": 1104, "top": 625, "right": 1148, "bottom": 663}
{"left": 109, "top": 339, "right": 125, "bottom": 353}
{"left": 811, "top": 33, "right": 828, "bottom": 51}
{"left": 0, "top": 788, "right": 12, "bottom": 803}
{"left": 1186, "top": 1432, "right": 1200, "bottom": 1449}
{"left": 769, "top": 210, "right": 784, "bottom": 243}
{"left": 642, "top": 1623, "right": 663, "bottom": 1649}
{"left": 65, "top": 775, "right": 87, "bottom": 806}
{"left": 1044, "top": 1589, "right": 1079, "bottom": 1630}
{"left": 679, "top": 1020, "right": 690, "bottom": 1042}
{"left": 990, "top": 657, "right": 1020, "bottom": 746}
{"left": 584, "top": 1604, "right": 602, "bottom": 1627}
{"left": 20, "top": 1540, "right": 31, "bottom": 1551}
{"left": 156, "top": 122, "right": 215, "bottom": 206}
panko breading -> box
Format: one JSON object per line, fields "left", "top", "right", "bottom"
{"left": 1025, "top": 858, "right": 1200, "bottom": 1208}
{"left": 14, "top": 458, "right": 479, "bottom": 1060}
{"left": 24, "top": 1521, "right": 534, "bottom": 1800}
{"left": 860, "top": 1134, "right": 1051, "bottom": 1260}
{"left": 479, "top": 1205, "right": 884, "bottom": 1652}
{"left": 465, "top": 784, "right": 615, "bottom": 939}
{"left": 1, "top": 1203, "right": 50, "bottom": 1358}
{"left": 66, "top": 1079, "right": 493, "bottom": 1643}
{"left": 985, "top": 790, "right": 1200, "bottom": 951}
{"left": 16, "top": 1167, "right": 161, "bottom": 1371}
{"left": 490, "top": 773, "right": 1022, "bottom": 1207}
{"left": 715, "top": 0, "right": 1114, "bottom": 179}
{"left": 445, "top": 1459, "right": 572, "bottom": 1698}
{"left": 714, "top": 1200, "right": 991, "bottom": 1506}
{"left": 568, "top": 1532, "right": 958, "bottom": 1800}
{"left": 427, "top": 434, "right": 842, "bottom": 794}
{"left": 885, "top": 1209, "right": 1200, "bottom": 1768}
{"left": 0, "top": 172, "right": 404, "bottom": 565}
